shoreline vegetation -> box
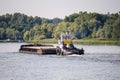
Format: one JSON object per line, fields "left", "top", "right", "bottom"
{"left": 0, "top": 38, "right": 120, "bottom": 45}
{"left": 0, "top": 12, "right": 120, "bottom": 45}
{"left": 26, "top": 38, "right": 120, "bottom": 45}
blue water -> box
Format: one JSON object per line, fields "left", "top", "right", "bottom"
{"left": 0, "top": 43, "right": 120, "bottom": 80}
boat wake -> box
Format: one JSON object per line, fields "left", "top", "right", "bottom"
{"left": 68, "top": 54, "right": 81, "bottom": 56}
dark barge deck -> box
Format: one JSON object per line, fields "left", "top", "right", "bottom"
{"left": 19, "top": 44, "right": 57, "bottom": 55}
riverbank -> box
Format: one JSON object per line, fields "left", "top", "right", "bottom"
{"left": 0, "top": 40, "right": 24, "bottom": 43}
{"left": 27, "top": 39, "right": 120, "bottom": 45}
{"left": 74, "top": 39, "right": 120, "bottom": 45}
{"left": 1, "top": 39, "right": 119, "bottom": 45}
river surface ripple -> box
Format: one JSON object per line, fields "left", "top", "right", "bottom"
{"left": 0, "top": 43, "right": 120, "bottom": 80}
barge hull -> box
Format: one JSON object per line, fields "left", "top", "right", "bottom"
{"left": 19, "top": 44, "right": 57, "bottom": 55}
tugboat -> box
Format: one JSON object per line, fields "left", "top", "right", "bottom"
{"left": 56, "top": 32, "right": 84, "bottom": 55}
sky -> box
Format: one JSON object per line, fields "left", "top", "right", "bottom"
{"left": 0, "top": 0, "right": 120, "bottom": 19}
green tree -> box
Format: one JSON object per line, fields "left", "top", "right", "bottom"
{"left": 13, "top": 30, "right": 21, "bottom": 40}
{"left": 23, "top": 31, "right": 30, "bottom": 41}
{"left": 92, "top": 27, "right": 97, "bottom": 38}
{"left": 0, "top": 28, "right": 6, "bottom": 39}
{"left": 96, "top": 28, "right": 105, "bottom": 38}
{"left": 112, "top": 17, "right": 120, "bottom": 39}
{"left": 6, "top": 28, "right": 14, "bottom": 40}
{"left": 53, "top": 22, "right": 70, "bottom": 39}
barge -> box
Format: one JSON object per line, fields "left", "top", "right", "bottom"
{"left": 19, "top": 44, "right": 56, "bottom": 55}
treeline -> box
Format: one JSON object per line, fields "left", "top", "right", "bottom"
{"left": 0, "top": 12, "right": 120, "bottom": 42}
{"left": 0, "top": 13, "right": 62, "bottom": 41}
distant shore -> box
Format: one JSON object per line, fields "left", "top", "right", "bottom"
{"left": 0, "top": 40, "right": 24, "bottom": 43}
{"left": 26, "top": 38, "right": 120, "bottom": 45}
{"left": 73, "top": 39, "right": 120, "bottom": 45}
{"left": 1, "top": 39, "right": 120, "bottom": 45}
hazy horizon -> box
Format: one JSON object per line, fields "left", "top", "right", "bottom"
{"left": 0, "top": 0, "right": 120, "bottom": 19}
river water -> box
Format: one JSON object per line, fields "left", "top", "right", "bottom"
{"left": 0, "top": 43, "right": 120, "bottom": 80}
